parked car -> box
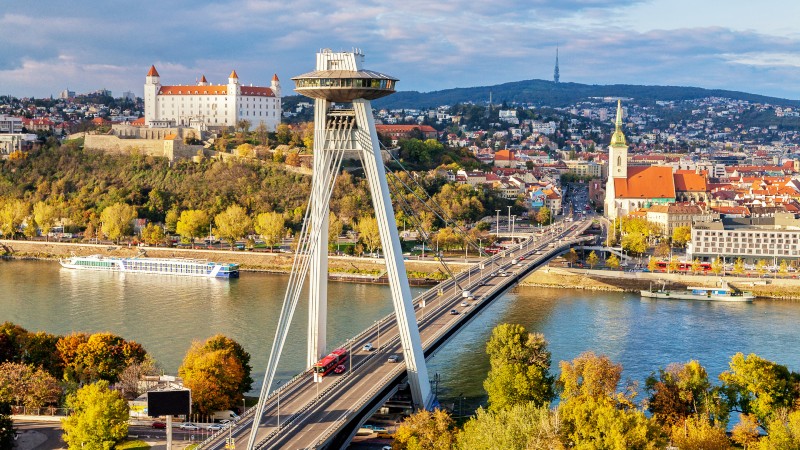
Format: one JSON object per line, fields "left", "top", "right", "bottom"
{"left": 179, "top": 422, "right": 199, "bottom": 430}
{"left": 151, "top": 421, "right": 166, "bottom": 429}
{"left": 334, "top": 364, "right": 346, "bottom": 374}
{"left": 362, "top": 343, "right": 374, "bottom": 352}
{"left": 387, "top": 354, "right": 400, "bottom": 363}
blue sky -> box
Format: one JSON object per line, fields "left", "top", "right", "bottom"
{"left": 3, "top": 0, "right": 800, "bottom": 100}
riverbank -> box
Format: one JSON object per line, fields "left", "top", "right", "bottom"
{"left": 522, "top": 266, "right": 800, "bottom": 300}
{"left": 0, "top": 239, "right": 467, "bottom": 284}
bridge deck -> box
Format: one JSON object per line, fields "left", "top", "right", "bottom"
{"left": 199, "top": 219, "right": 593, "bottom": 449}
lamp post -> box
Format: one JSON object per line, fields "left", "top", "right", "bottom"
{"left": 495, "top": 210, "right": 500, "bottom": 238}
{"left": 274, "top": 380, "right": 283, "bottom": 429}
{"left": 507, "top": 206, "right": 512, "bottom": 235}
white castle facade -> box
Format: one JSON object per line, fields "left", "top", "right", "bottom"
{"left": 143, "top": 66, "right": 281, "bottom": 131}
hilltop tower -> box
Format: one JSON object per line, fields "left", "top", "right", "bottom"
{"left": 143, "top": 65, "right": 161, "bottom": 125}
{"left": 554, "top": 46, "right": 560, "bottom": 84}
{"left": 605, "top": 100, "right": 628, "bottom": 219}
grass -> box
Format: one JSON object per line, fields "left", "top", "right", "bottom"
{"left": 116, "top": 440, "right": 150, "bottom": 450}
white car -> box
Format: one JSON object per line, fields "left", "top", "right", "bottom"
{"left": 179, "top": 422, "right": 199, "bottom": 430}
{"left": 363, "top": 343, "right": 374, "bottom": 351}
{"left": 207, "top": 423, "right": 225, "bottom": 431}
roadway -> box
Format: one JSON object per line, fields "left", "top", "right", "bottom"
{"left": 198, "top": 218, "right": 593, "bottom": 450}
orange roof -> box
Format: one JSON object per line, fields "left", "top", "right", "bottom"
{"left": 614, "top": 166, "right": 675, "bottom": 199}
{"left": 200, "top": 75, "right": 207, "bottom": 82}
{"left": 272, "top": 73, "right": 279, "bottom": 82}
{"left": 673, "top": 172, "right": 706, "bottom": 192}
{"left": 147, "top": 65, "right": 159, "bottom": 77}
{"left": 163, "top": 134, "right": 177, "bottom": 140}
{"left": 241, "top": 86, "right": 275, "bottom": 97}
{"left": 131, "top": 117, "right": 145, "bottom": 126}
{"left": 495, "top": 150, "right": 515, "bottom": 161}
{"left": 229, "top": 70, "right": 239, "bottom": 79}
{"left": 159, "top": 85, "right": 228, "bottom": 95}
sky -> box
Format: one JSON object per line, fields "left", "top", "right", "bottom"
{"left": 3, "top": 0, "right": 800, "bottom": 100}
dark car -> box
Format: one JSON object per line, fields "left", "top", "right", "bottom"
{"left": 152, "top": 421, "right": 166, "bottom": 429}
{"left": 449, "top": 309, "right": 458, "bottom": 315}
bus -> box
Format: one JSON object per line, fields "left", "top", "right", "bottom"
{"left": 654, "top": 261, "right": 711, "bottom": 273}
{"left": 312, "top": 348, "right": 348, "bottom": 377}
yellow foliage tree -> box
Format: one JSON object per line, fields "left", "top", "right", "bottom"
{"left": 670, "top": 415, "right": 731, "bottom": 450}
{"left": 394, "top": 408, "right": 456, "bottom": 450}
{"left": 178, "top": 335, "right": 251, "bottom": 415}
{"left": 254, "top": 211, "right": 285, "bottom": 251}
{"left": 61, "top": 380, "right": 129, "bottom": 450}
{"left": 214, "top": 204, "right": 252, "bottom": 249}
{"left": 33, "top": 201, "right": 58, "bottom": 240}
{"left": 99, "top": 202, "right": 137, "bottom": 243}
{"left": 356, "top": 215, "right": 382, "bottom": 254}
{"left": 176, "top": 209, "right": 210, "bottom": 248}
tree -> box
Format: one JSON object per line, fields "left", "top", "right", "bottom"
{"left": 586, "top": 251, "right": 599, "bottom": 269}
{"left": 285, "top": 151, "right": 301, "bottom": 167}
{"left": 178, "top": 334, "right": 252, "bottom": 415}
{"left": 0, "top": 402, "right": 15, "bottom": 449}
{"left": 58, "top": 332, "right": 147, "bottom": 384}
{"left": 116, "top": 356, "right": 160, "bottom": 400}
{"left": 654, "top": 241, "right": 671, "bottom": 259}
{"left": 254, "top": 123, "right": 269, "bottom": 146}
{"left": 756, "top": 259, "right": 768, "bottom": 276}
{"left": 275, "top": 123, "right": 292, "bottom": 145}
{"left": 648, "top": 257, "right": 659, "bottom": 272}
{"left": 756, "top": 409, "right": 800, "bottom": 450}
{"left": 711, "top": 257, "right": 724, "bottom": 275}
{"left": 536, "top": 206, "right": 551, "bottom": 225}
{"left": 646, "top": 361, "right": 724, "bottom": 428}
{"left": 140, "top": 222, "right": 166, "bottom": 246}
{"left": 301, "top": 122, "right": 314, "bottom": 149}
{"left": 33, "top": 201, "right": 58, "bottom": 241}
{"left": 691, "top": 258, "right": 703, "bottom": 275}
{"left": 622, "top": 231, "right": 648, "bottom": 255}
{"left": 606, "top": 253, "right": 620, "bottom": 270}
{"left": 254, "top": 211, "right": 285, "bottom": 251}
{"left": 99, "top": 202, "right": 137, "bottom": 243}
{"left": 356, "top": 215, "right": 381, "bottom": 254}
{"left": 0, "top": 198, "right": 29, "bottom": 238}
{"left": 328, "top": 212, "right": 343, "bottom": 252}
{"left": 176, "top": 209, "right": 210, "bottom": 248}
{"left": 0, "top": 362, "right": 61, "bottom": 408}
{"left": 62, "top": 380, "right": 129, "bottom": 450}
{"left": 214, "top": 204, "right": 252, "bottom": 249}
{"left": 733, "top": 258, "right": 745, "bottom": 275}
{"left": 779, "top": 259, "right": 789, "bottom": 276}
{"left": 394, "top": 408, "right": 456, "bottom": 450}
{"left": 165, "top": 208, "right": 179, "bottom": 234}
{"left": 483, "top": 324, "right": 554, "bottom": 411}
{"left": 672, "top": 226, "right": 692, "bottom": 248}
{"left": 236, "top": 119, "right": 251, "bottom": 134}
{"left": 235, "top": 143, "right": 254, "bottom": 158}
{"left": 563, "top": 248, "right": 579, "bottom": 267}
{"left": 669, "top": 415, "right": 731, "bottom": 450}
{"left": 719, "top": 352, "right": 798, "bottom": 428}
{"left": 456, "top": 403, "right": 560, "bottom": 450}
{"left": 730, "top": 413, "right": 761, "bottom": 449}
{"left": 668, "top": 257, "right": 680, "bottom": 274}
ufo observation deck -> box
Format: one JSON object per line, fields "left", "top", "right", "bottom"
{"left": 291, "top": 69, "right": 398, "bottom": 102}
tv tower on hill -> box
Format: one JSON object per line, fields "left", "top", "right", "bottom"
{"left": 554, "top": 46, "right": 560, "bottom": 84}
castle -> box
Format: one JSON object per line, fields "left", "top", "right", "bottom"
{"left": 143, "top": 66, "right": 281, "bottom": 131}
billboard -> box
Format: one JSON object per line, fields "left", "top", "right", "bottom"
{"left": 147, "top": 390, "right": 191, "bottom": 417}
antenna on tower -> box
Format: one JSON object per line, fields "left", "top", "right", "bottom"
{"left": 554, "top": 45, "right": 560, "bottom": 84}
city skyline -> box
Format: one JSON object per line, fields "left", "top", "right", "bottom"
{"left": 2, "top": 0, "right": 800, "bottom": 100}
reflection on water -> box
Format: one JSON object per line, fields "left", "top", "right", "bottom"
{"left": 3, "top": 259, "right": 800, "bottom": 407}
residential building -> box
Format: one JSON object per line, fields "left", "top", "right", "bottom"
{"left": 645, "top": 204, "right": 716, "bottom": 237}
{"left": 565, "top": 160, "right": 602, "bottom": 178}
{"left": 689, "top": 214, "right": 800, "bottom": 262}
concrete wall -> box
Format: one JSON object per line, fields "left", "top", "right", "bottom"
{"left": 84, "top": 134, "right": 204, "bottom": 161}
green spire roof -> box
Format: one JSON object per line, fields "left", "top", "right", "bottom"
{"left": 610, "top": 100, "right": 627, "bottom": 147}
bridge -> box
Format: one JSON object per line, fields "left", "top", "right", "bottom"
{"left": 198, "top": 218, "right": 593, "bottom": 449}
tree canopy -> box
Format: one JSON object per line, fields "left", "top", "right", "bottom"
{"left": 61, "top": 380, "right": 129, "bottom": 450}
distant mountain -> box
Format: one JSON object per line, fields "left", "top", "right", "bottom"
{"left": 371, "top": 79, "right": 800, "bottom": 109}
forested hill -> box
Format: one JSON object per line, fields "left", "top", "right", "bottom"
{"left": 372, "top": 79, "right": 800, "bottom": 109}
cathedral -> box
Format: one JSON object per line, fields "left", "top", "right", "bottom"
{"left": 143, "top": 66, "right": 281, "bottom": 131}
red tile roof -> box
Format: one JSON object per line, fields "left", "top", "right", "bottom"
{"left": 272, "top": 73, "right": 279, "bottom": 82}
{"left": 241, "top": 86, "right": 275, "bottom": 97}
{"left": 613, "top": 166, "right": 675, "bottom": 199}
{"left": 673, "top": 172, "right": 707, "bottom": 192}
{"left": 159, "top": 85, "right": 228, "bottom": 95}
{"left": 494, "top": 150, "right": 515, "bottom": 161}
{"left": 147, "top": 65, "right": 159, "bottom": 77}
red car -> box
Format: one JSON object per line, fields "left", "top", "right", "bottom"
{"left": 152, "top": 421, "right": 166, "bottom": 429}
{"left": 334, "top": 364, "right": 346, "bottom": 374}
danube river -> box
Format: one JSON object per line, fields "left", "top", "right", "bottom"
{"left": 2, "top": 259, "right": 799, "bottom": 414}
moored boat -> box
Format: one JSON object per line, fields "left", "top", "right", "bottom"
{"left": 640, "top": 280, "right": 754, "bottom": 302}
{"left": 59, "top": 255, "right": 239, "bottom": 278}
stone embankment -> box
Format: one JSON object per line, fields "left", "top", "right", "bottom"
{"left": 522, "top": 266, "right": 800, "bottom": 300}
{"left": 0, "top": 239, "right": 466, "bottom": 284}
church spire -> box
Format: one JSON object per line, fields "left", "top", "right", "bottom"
{"left": 610, "top": 100, "right": 626, "bottom": 147}
{"left": 554, "top": 46, "right": 560, "bottom": 84}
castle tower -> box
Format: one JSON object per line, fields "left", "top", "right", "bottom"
{"left": 270, "top": 73, "right": 281, "bottom": 98}
{"left": 144, "top": 65, "right": 161, "bottom": 126}
{"left": 605, "top": 100, "right": 628, "bottom": 219}
{"left": 554, "top": 46, "right": 560, "bottom": 84}
{"left": 198, "top": 74, "right": 208, "bottom": 86}
{"left": 227, "top": 70, "right": 239, "bottom": 125}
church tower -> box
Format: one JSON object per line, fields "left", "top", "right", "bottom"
{"left": 227, "top": 70, "right": 240, "bottom": 125}
{"left": 144, "top": 65, "right": 161, "bottom": 126}
{"left": 605, "top": 100, "right": 628, "bottom": 219}
{"left": 554, "top": 47, "right": 560, "bottom": 84}
{"left": 270, "top": 73, "right": 281, "bottom": 97}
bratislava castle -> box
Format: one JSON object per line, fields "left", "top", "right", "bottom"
{"left": 143, "top": 66, "right": 281, "bottom": 130}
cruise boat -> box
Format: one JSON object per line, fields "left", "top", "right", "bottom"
{"left": 640, "top": 280, "right": 754, "bottom": 302}
{"left": 59, "top": 255, "right": 239, "bottom": 278}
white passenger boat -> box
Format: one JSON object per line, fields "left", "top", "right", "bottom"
{"left": 640, "top": 280, "right": 754, "bottom": 302}
{"left": 59, "top": 255, "right": 239, "bottom": 278}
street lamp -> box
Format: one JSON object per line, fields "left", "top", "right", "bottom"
{"left": 507, "top": 206, "right": 512, "bottom": 235}
{"left": 274, "top": 380, "right": 283, "bottom": 429}
{"left": 495, "top": 210, "right": 500, "bottom": 238}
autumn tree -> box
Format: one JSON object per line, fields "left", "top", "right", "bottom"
{"left": 730, "top": 413, "right": 761, "bottom": 449}
{"left": 100, "top": 202, "right": 137, "bottom": 243}
{"left": 645, "top": 360, "right": 725, "bottom": 428}
{"left": 116, "top": 356, "right": 160, "bottom": 400}
{"left": 622, "top": 231, "right": 648, "bottom": 255}
{"left": 648, "top": 257, "right": 659, "bottom": 272}
{"left": 0, "top": 362, "right": 61, "bottom": 408}
{"left": 672, "top": 226, "right": 692, "bottom": 248}
{"left": 669, "top": 415, "right": 731, "bottom": 450}
{"left": 654, "top": 241, "right": 671, "bottom": 259}
{"left": 214, "top": 204, "right": 252, "bottom": 249}
{"left": 732, "top": 258, "right": 745, "bottom": 275}
{"left": 178, "top": 334, "right": 252, "bottom": 415}
{"left": 711, "top": 257, "right": 724, "bottom": 275}
{"left": 285, "top": 151, "right": 301, "bottom": 167}
{"left": 691, "top": 258, "right": 703, "bottom": 274}
{"left": 328, "top": 212, "right": 343, "bottom": 252}
{"left": 62, "top": 380, "right": 129, "bottom": 450}
{"left": 176, "top": 209, "right": 210, "bottom": 248}
{"left": 779, "top": 259, "right": 789, "bottom": 276}
{"left": 756, "top": 259, "right": 768, "bottom": 275}
{"left": 356, "top": 215, "right": 381, "bottom": 254}
{"left": 254, "top": 122, "right": 269, "bottom": 146}
{"left": 755, "top": 409, "right": 800, "bottom": 450}
{"left": 254, "top": 211, "right": 285, "bottom": 251}
{"left": 586, "top": 251, "right": 599, "bottom": 269}
{"left": 394, "top": 408, "right": 456, "bottom": 450}
{"left": 606, "top": 253, "right": 620, "bottom": 270}
{"left": 0, "top": 198, "right": 29, "bottom": 238}
{"left": 164, "top": 208, "right": 179, "bottom": 234}
{"left": 275, "top": 123, "right": 292, "bottom": 145}
{"left": 235, "top": 143, "right": 254, "bottom": 158}
{"left": 57, "top": 332, "right": 147, "bottom": 384}
{"left": 20, "top": 331, "right": 62, "bottom": 379}
{"left": 719, "top": 352, "right": 798, "bottom": 428}
{"left": 483, "top": 324, "right": 554, "bottom": 412}
{"left": 563, "top": 248, "right": 579, "bottom": 267}
{"left": 140, "top": 222, "right": 166, "bottom": 246}
{"left": 33, "top": 201, "right": 58, "bottom": 241}
{"left": 536, "top": 206, "right": 551, "bottom": 225}
{"left": 456, "top": 403, "right": 560, "bottom": 450}
{"left": 668, "top": 257, "right": 680, "bottom": 274}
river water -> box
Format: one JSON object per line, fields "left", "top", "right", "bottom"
{"left": 2, "top": 259, "right": 799, "bottom": 414}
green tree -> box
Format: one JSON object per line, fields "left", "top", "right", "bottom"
{"left": 536, "top": 206, "right": 551, "bottom": 225}
{"left": 214, "top": 204, "right": 252, "bottom": 249}
{"left": 275, "top": 123, "right": 292, "bottom": 145}
{"left": 176, "top": 209, "right": 210, "bottom": 248}
{"left": 672, "top": 226, "right": 692, "bottom": 248}
{"left": 586, "top": 251, "right": 599, "bottom": 269}
{"left": 456, "top": 403, "right": 560, "bottom": 450}
{"left": 606, "top": 253, "right": 620, "bottom": 270}
{"left": 178, "top": 334, "right": 252, "bottom": 415}
{"left": 33, "top": 201, "right": 58, "bottom": 241}
{"left": 483, "top": 324, "right": 554, "bottom": 411}
{"left": 254, "top": 211, "right": 285, "bottom": 251}
{"left": 394, "top": 408, "right": 456, "bottom": 450}
{"left": 719, "top": 352, "right": 798, "bottom": 428}
{"left": 99, "top": 202, "right": 137, "bottom": 243}
{"left": 0, "top": 402, "right": 16, "bottom": 449}
{"left": 356, "top": 215, "right": 382, "bottom": 254}
{"left": 164, "top": 208, "right": 179, "bottom": 234}
{"left": 733, "top": 258, "right": 745, "bottom": 275}
{"left": 61, "top": 380, "right": 129, "bottom": 450}
{"left": 621, "top": 231, "right": 647, "bottom": 255}
{"left": 0, "top": 198, "right": 29, "bottom": 238}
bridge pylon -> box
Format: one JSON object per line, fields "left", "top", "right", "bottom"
{"left": 248, "top": 49, "right": 432, "bottom": 449}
